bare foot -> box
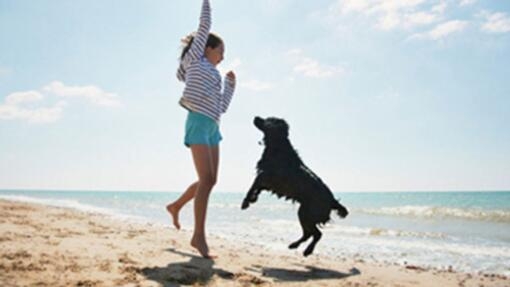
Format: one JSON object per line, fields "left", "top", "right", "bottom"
{"left": 166, "top": 204, "right": 181, "bottom": 230}
{"left": 191, "top": 235, "right": 216, "bottom": 259}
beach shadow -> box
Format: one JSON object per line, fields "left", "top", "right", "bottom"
{"left": 248, "top": 264, "right": 360, "bottom": 282}
{"left": 139, "top": 248, "right": 235, "bottom": 287}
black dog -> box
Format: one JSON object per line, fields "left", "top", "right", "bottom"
{"left": 241, "top": 116, "right": 349, "bottom": 256}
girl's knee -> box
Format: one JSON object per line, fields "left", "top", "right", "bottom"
{"left": 199, "top": 175, "right": 217, "bottom": 189}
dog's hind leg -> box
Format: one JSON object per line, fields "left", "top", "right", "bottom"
{"left": 303, "top": 225, "right": 322, "bottom": 257}
{"left": 293, "top": 205, "right": 323, "bottom": 256}
{"left": 289, "top": 205, "right": 312, "bottom": 250}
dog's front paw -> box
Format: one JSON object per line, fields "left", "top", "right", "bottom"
{"left": 241, "top": 199, "right": 250, "bottom": 209}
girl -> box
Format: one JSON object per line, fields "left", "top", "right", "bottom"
{"left": 166, "top": 0, "right": 236, "bottom": 259}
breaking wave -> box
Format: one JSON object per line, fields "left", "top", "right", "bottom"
{"left": 357, "top": 205, "right": 510, "bottom": 222}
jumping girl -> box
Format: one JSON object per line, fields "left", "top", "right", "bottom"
{"left": 166, "top": 0, "right": 236, "bottom": 259}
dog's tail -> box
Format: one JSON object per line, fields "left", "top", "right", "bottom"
{"left": 332, "top": 199, "right": 349, "bottom": 218}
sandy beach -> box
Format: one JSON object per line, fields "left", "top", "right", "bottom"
{"left": 0, "top": 199, "right": 508, "bottom": 287}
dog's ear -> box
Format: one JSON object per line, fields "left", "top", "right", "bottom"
{"left": 274, "top": 119, "right": 289, "bottom": 137}
{"left": 278, "top": 123, "right": 289, "bottom": 138}
{"left": 280, "top": 120, "right": 289, "bottom": 136}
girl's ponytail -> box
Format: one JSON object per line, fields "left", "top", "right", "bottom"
{"left": 179, "top": 32, "right": 223, "bottom": 61}
{"left": 180, "top": 33, "right": 196, "bottom": 61}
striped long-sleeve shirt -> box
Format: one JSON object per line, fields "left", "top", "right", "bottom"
{"left": 177, "top": 0, "right": 235, "bottom": 123}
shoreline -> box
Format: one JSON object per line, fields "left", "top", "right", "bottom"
{"left": 1, "top": 199, "right": 508, "bottom": 286}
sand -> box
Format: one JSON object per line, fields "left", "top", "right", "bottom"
{"left": 0, "top": 199, "right": 508, "bottom": 287}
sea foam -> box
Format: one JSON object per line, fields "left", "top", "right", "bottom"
{"left": 357, "top": 205, "right": 510, "bottom": 222}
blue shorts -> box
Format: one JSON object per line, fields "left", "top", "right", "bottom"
{"left": 184, "top": 112, "right": 222, "bottom": 147}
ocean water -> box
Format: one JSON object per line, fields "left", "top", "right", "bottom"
{"left": 1, "top": 190, "right": 509, "bottom": 275}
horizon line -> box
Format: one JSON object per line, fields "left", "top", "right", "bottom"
{"left": 1, "top": 188, "right": 509, "bottom": 193}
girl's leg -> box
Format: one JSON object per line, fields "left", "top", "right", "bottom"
{"left": 190, "top": 144, "right": 219, "bottom": 258}
{"left": 166, "top": 181, "right": 198, "bottom": 230}
{"left": 166, "top": 146, "right": 219, "bottom": 232}
{"left": 211, "top": 145, "right": 219, "bottom": 183}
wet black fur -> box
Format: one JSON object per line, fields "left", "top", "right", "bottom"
{"left": 241, "top": 116, "right": 349, "bottom": 256}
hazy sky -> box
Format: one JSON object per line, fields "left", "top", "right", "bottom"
{"left": 1, "top": 0, "right": 509, "bottom": 192}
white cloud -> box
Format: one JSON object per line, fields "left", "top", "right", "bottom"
{"left": 404, "top": 11, "right": 439, "bottom": 27}
{"left": 5, "top": 91, "right": 44, "bottom": 105}
{"left": 428, "top": 20, "right": 468, "bottom": 39}
{"left": 333, "top": 0, "right": 444, "bottom": 31}
{"left": 431, "top": 1, "right": 448, "bottom": 14}
{"left": 293, "top": 58, "right": 343, "bottom": 78}
{"left": 240, "top": 79, "right": 273, "bottom": 92}
{"left": 0, "top": 100, "right": 66, "bottom": 124}
{"left": 320, "top": 0, "right": 509, "bottom": 40}
{"left": 0, "top": 90, "right": 60, "bottom": 124}
{"left": 409, "top": 20, "right": 468, "bottom": 40}
{"left": 377, "top": 12, "right": 401, "bottom": 30}
{"left": 1, "top": 81, "right": 120, "bottom": 124}
{"left": 481, "top": 12, "right": 510, "bottom": 34}
{"left": 336, "top": 0, "right": 371, "bottom": 14}
{"left": 43, "top": 81, "right": 121, "bottom": 107}
{"left": 218, "top": 57, "right": 274, "bottom": 92}
{"left": 373, "top": 0, "right": 427, "bottom": 14}
{"left": 459, "top": 0, "right": 477, "bottom": 7}
{"left": 286, "top": 49, "right": 344, "bottom": 79}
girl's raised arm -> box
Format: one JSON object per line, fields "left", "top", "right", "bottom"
{"left": 177, "top": 0, "right": 211, "bottom": 81}
{"left": 183, "top": 0, "right": 211, "bottom": 63}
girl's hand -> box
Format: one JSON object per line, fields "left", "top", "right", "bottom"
{"left": 226, "top": 71, "right": 236, "bottom": 84}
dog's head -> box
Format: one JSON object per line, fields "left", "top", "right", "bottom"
{"left": 254, "top": 116, "right": 289, "bottom": 143}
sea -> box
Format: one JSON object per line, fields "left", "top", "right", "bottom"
{"left": 1, "top": 190, "right": 509, "bottom": 275}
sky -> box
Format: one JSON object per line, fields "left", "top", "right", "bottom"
{"left": 1, "top": 0, "right": 509, "bottom": 192}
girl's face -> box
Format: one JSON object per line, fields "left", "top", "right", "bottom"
{"left": 205, "top": 43, "right": 224, "bottom": 66}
